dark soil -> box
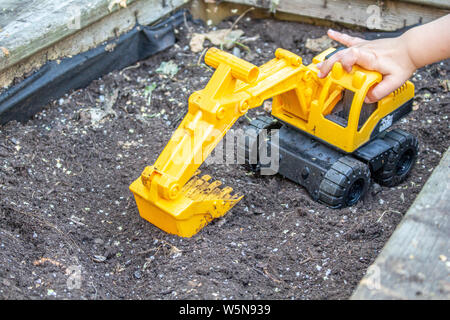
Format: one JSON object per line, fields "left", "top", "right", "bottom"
{"left": 0, "top": 17, "right": 449, "bottom": 300}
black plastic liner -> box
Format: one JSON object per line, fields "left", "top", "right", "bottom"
{"left": 364, "top": 24, "right": 420, "bottom": 40}
{"left": 0, "top": 9, "right": 187, "bottom": 125}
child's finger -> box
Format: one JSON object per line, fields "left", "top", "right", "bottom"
{"left": 365, "top": 75, "right": 403, "bottom": 103}
{"left": 318, "top": 48, "right": 377, "bottom": 78}
{"left": 317, "top": 48, "right": 356, "bottom": 77}
{"left": 327, "top": 29, "right": 366, "bottom": 47}
{"left": 340, "top": 48, "right": 359, "bottom": 72}
{"left": 317, "top": 52, "right": 341, "bottom": 78}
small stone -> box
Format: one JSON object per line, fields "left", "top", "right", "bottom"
{"left": 93, "top": 255, "right": 107, "bottom": 263}
{"left": 134, "top": 271, "right": 142, "bottom": 279}
{"left": 47, "top": 289, "right": 57, "bottom": 297}
{"left": 263, "top": 100, "right": 272, "bottom": 113}
{"left": 94, "top": 238, "right": 104, "bottom": 245}
{"left": 371, "top": 183, "right": 382, "bottom": 196}
{"left": 232, "top": 46, "right": 241, "bottom": 58}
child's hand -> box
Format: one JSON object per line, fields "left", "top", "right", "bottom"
{"left": 317, "top": 29, "right": 417, "bottom": 103}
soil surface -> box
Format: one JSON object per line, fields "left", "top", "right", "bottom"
{"left": 0, "top": 17, "right": 449, "bottom": 300}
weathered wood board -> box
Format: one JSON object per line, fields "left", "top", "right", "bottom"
{"left": 1, "top": 0, "right": 448, "bottom": 87}
{"left": 352, "top": 148, "right": 450, "bottom": 299}
{"left": 0, "top": 0, "right": 188, "bottom": 87}
{"left": 224, "top": 0, "right": 449, "bottom": 31}
{"left": 403, "top": 0, "right": 450, "bottom": 10}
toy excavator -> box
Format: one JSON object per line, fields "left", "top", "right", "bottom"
{"left": 130, "top": 47, "right": 418, "bottom": 237}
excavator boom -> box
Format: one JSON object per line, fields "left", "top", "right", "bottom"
{"left": 130, "top": 47, "right": 322, "bottom": 237}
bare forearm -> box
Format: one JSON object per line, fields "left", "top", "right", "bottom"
{"left": 317, "top": 14, "right": 450, "bottom": 102}
{"left": 402, "top": 14, "right": 450, "bottom": 69}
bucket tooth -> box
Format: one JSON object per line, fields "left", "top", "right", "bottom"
{"left": 185, "top": 176, "right": 215, "bottom": 199}
{"left": 182, "top": 171, "right": 201, "bottom": 190}
{"left": 183, "top": 174, "right": 241, "bottom": 202}
{"left": 185, "top": 179, "right": 205, "bottom": 197}
{"left": 230, "top": 192, "right": 243, "bottom": 200}
{"left": 201, "top": 174, "right": 212, "bottom": 182}
{"left": 219, "top": 186, "right": 234, "bottom": 198}
{"left": 197, "top": 175, "right": 213, "bottom": 193}
{"left": 183, "top": 177, "right": 199, "bottom": 190}
{"left": 204, "top": 180, "right": 222, "bottom": 193}
{"left": 193, "top": 180, "right": 223, "bottom": 202}
{"left": 209, "top": 184, "right": 225, "bottom": 198}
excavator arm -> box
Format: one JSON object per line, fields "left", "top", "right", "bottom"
{"left": 130, "top": 47, "right": 325, "bottom": 237}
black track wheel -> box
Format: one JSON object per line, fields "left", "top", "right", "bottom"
{"left": 373, "top": 129, "right": 418, "bottom": 187}
{"left": 318, "top": 156, "right": 371, "bottom": 208}
{"left": 239, "top": 115, "right": 280, "bottom": 173}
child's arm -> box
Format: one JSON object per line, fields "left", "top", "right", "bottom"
{"left": 317, "top": 14, "right": 450, "bottom": 103}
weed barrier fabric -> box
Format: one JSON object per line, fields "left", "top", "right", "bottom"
{"left": 0, "top": 9, "right": 187, "bottom": 125}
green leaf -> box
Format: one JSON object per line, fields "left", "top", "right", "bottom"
{"left": 156, "top": 60, "right": 179, "bottom": 77}
{"left": 144, "top": 82, "right": 157, "bottom": 106}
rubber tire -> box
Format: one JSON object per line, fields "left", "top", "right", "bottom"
{"left": 373, "top": 129, "right": 419, "bottom": 187}
{"left": 318, "top": 156, "right": 371, "bottom": 208}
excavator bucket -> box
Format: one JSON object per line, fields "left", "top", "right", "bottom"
{"left": 130, "top": 170, "right": 243, "bottom": 237}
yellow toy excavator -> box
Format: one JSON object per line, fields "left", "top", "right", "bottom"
{"left": 129, "top": 47, "right": 418, "bottom": 237}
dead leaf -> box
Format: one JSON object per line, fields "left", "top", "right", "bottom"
{"left": 305, "top": 35, "right": 336, "bottom": 52}
{"left": 440, "top": 79, "right": 449, "bottom": 92}
{"left": 189, "top": 29, "right": 244, "bottom": 53}
{"left": 206, "top": 29, "right": 244, "bottom": 49}
{"left": 169, "top": 245, "right": 182, "bottom": 258}
{"left": 1, "top": 47, "right": 10, "bottom": 56}
{"left": 189, "top": 33, "right": 206, "bottom": 53}
{"left": 108, "top": 0, "right": 127, "bottom": 12}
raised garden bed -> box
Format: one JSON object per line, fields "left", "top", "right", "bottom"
{"left": 0, "top": 15, "right": 448, "bottom": 299}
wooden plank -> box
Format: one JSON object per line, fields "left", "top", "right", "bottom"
{"left": 0, "top": 0, "right": 124, "bottom": 71}
{"left": 402, "top": 0, "right": 450, "bottom": 10}
{"left": 352, "top": 147, "right": 450, "bottom": 299}
{"left": 0, "top": 0, "right": 188, "bottom": 87}
{"left": 0, "top": 0, "right": 188, "bottom": 72}
{"left": 224, "top": 0, "right": 449, "bottom": 31}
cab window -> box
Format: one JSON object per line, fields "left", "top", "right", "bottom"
{"left": 324, "top": 89, "right": 354, "bottom": 128}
